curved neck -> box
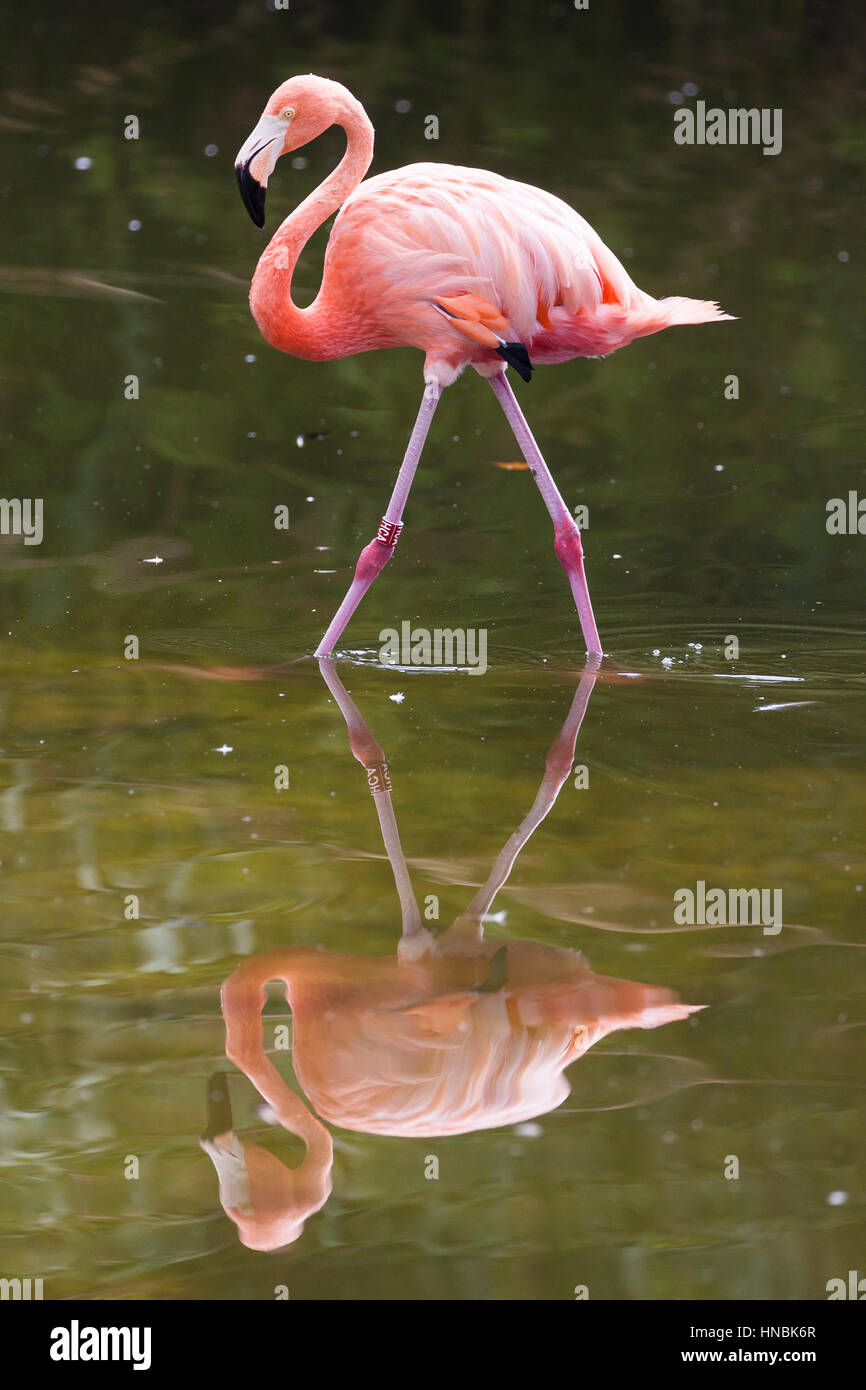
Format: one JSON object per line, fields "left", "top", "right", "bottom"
{"left": 250, "top": 108, "right": 374, "bottom": 356}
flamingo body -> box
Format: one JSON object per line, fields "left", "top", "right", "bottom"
{"left": 334, "top": 164, "right": 730, "bottom": 375}
{"left": 251, "top": 156, "right": 731, "bottom": 384}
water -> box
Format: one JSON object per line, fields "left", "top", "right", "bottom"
{"left": 1, "top": 1, "right": 863, "bottom": 1301}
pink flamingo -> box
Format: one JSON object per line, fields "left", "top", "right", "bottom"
{"left": 235, "top": 75, "right": 733, "bottom": 658}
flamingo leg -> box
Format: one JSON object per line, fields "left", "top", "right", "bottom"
{"left": 448, "top": 658, "right": 600, "bottom": 940}
{"left": 318, "top": 657, "right": 422, "bottom": 936}
{"left": 488, "top": 371, "right": 603, "bottom": 656}
{"left": 314, "top": 378, "right": 443, "bottom": 657}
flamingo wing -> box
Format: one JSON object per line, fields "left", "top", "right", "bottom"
{"left": 327, "top": 163, "right": 642, "bottom": 352}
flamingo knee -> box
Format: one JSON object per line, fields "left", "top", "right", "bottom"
{"left": 553, "top": 519, "right": 586, "bottom": 576}
{"left": 354, "top": 530, "right": 400, "bottom": 584}
{"left": 556, "top": 522, "right": 589, "bottom": 569}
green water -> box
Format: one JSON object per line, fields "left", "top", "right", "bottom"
{"left": 1, "top": 0, "right": 864, "bottom": 1300}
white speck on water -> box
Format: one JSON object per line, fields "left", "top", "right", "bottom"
{"left": 395, "top": 99, "right": 412, "bottom": 113}
{"left": 756, "top": 701, "right": 818, "bottom": 713}
{"left": 128, "top": 219, "right": 141, "bottom": 231}
{"left": 713, "top": 673, "right": 804, "bottom": 683}
{"left": 389, "top": 692, "right": 406, "bottom": 704}
{"left": 514, "top": 1122, "right": 542, "bottom": 1138}
{"left": 204, "top": 144, "right": 218, "bottom": 157}
{"left": 74, "top": 156, "right": 92, "bottom": 170}
{"left": 827, "top": 1190, "right": 849, "bottom": 1206}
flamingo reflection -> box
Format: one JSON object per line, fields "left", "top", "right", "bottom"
{"left": 202, "top": 660, "right": 701, "bottom": 1249}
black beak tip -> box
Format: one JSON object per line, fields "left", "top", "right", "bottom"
{"left": 201, "top": 1071, "right": 233, "bottom": 1142}
{"left": 236, "top": 162, "right": 266, "bottom": 230}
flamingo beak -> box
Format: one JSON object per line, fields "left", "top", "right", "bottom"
{"left": 234, "top": 115, "right": 286, "bottom": 229}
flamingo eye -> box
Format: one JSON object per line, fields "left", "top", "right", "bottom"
{"left": 279, "top": 106, "right": 295, "bottom": 122}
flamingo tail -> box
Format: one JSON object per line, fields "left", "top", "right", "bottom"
{"left": 648, "top": 295, "right": 737, "bottom": 328}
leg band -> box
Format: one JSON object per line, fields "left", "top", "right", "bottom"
{"left": 366, "top": 762, "right": 392, "bottom": 795}
{"left": 375, "top": 518, "right": 404, "bottom": 548}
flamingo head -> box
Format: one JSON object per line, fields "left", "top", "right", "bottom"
{"left": 234, "top": 74, "right": 368, "bottom": 229}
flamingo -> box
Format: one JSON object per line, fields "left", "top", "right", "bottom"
{"left": 202, "top": 660, "right": 702, "bottom": 1249}
{"left": 234, "top": 75, "right": 733, "bottom": 659}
